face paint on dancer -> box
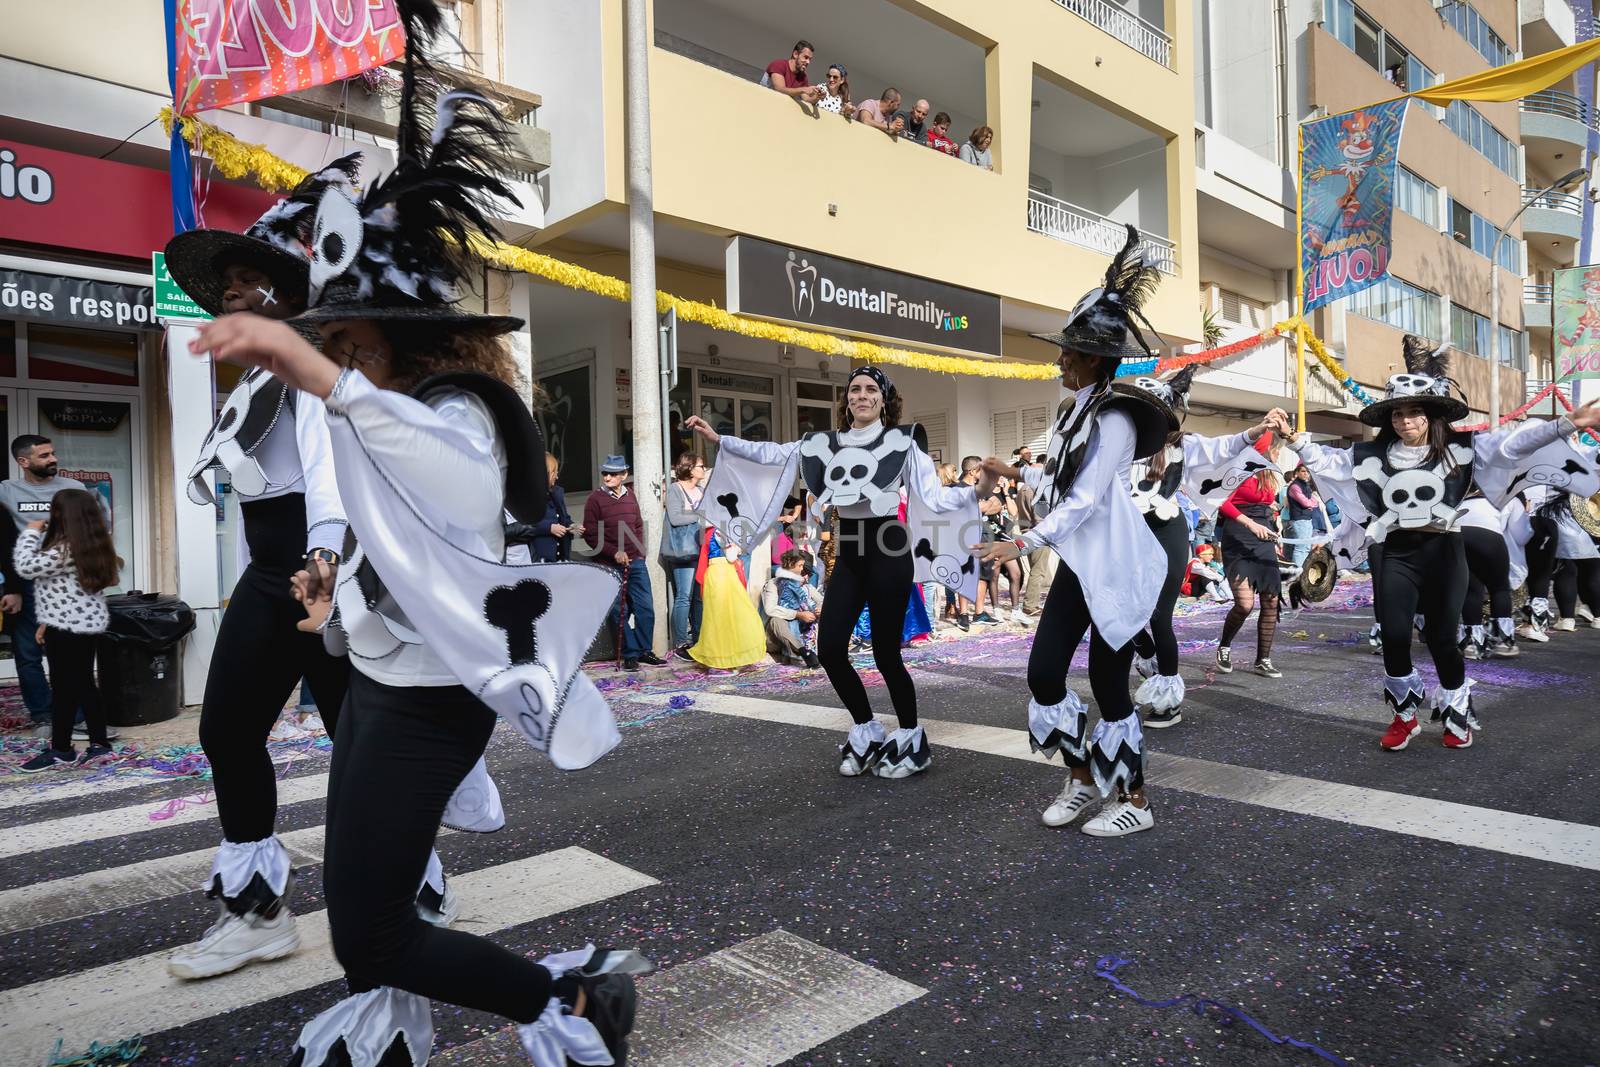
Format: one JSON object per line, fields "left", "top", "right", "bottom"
{"left": 220, "top": 264, "right": 304, "bottom": 318}
{"left": 846, "top": 375, "right": 884, "bottom": 428}
{"left": 1391, "top": 402, "right": 1430, "bottom": 447}
{"left": 318, "top": 319, "right": 394, "bottom": 390}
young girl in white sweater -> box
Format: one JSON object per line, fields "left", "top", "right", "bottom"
{"left": 15, "top": 488, "right": 117, "bottom": 771}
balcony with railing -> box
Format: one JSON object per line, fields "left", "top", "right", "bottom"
{"left": 1027, "top": 190, "right": 1177, "bottom": 273}
{"left": 1524, "top": 281, "right": 1553, "bottom": 331}
{"left": 1047, "top": 0, "right": 1172, "bottom": 69}
{"left": 1521, "top": 89, "right": 1594, "bottom": 168}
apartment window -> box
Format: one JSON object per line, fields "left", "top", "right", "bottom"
{"left": 1406, "top": 56, "right": 1444, "bottom": 119}
{"left": 1348, "top": 275, "right": 1441, "bottom": 338}
{"left": 1396, "top": 167, "right": 1439, "bottom": 227}
{"left": 1498, "top": 324, "right": 1528, "bottom": 370}
{"left": 1446, "top": 101, "right": 1519, "bottom": 178}
{"left": 1439, "top": 1, "right": 1514, "bottom": 68}
{"left": 991, "top": 405, "right": 1050, "bottom": 458}
{"left": 1218, "top": 289, "right": 1269, "bottom": 329}
{"left": 1324, "top": 0, "right": 1420, "bottom": 89}
{"left": 1325, "top": 0, "right": 1355, "bottom": 50}
{"left": 1448, "top": 199, "right": 1522, "bottom": 271}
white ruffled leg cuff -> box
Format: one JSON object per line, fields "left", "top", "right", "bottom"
{"left": 206, "top": 836, "right": 291, "bottom": 899}
{"left": 1133, "top": 654, "right": 1157, "bottom": 679}
{"left": 1430, "top": 680, "right": 1477, "bottom": 739}
{"left": 442, "top": 756, "right": 505, "bottom": 833}
{"left": 292, "top": 987, "right": 433, "bottom": 1067}
{"left": 843, "top": 719, "right": 886, "bottom": 758}
{"left": 419, "top": 849, "right": 445, "bottom": 897}
{"left": 1028, "top": 692, "right": 1088, "bottom": 764}
{"left": 1493, "top": 617, "right": 1515, "bottom": 638}
{"left": 517, "top": 946, "right": 654, "bottom": 1067}
{"left": 1089, "top": 716, "right": 1144, "bottom": 798}
{"left": 1134, "top": 673, "right": 1185, "bottom": 713}
{"left": 1384, "top": 672, "right": 1425, "bottom": 721}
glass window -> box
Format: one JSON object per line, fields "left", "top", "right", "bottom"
{"left": 35, "top": 395, "right": 135, "bottom": 593}
{"left": 26, "top": 325, "right": 140, "bottom": 387}
{"left": 1450, "top": 200, "right": 1473, "bottom": 246}
{"left": 0, "top": 319, "right": 16, "bottom": 378}
{"left": 1441, "top": 2, "right": 1512, "bottom": 67}
{"left": 1353, "top": 9, "right": 1381, "bottom": 71}
{"left": 1324, "top": 0, "right": 1354, "bottom": 50}
{"left": 1396, "top": 168, "right": 1439, "bottom": 227}
{"left": 1446, "top": 101, "right": 1518, "bottom": 179}
{"left": 1348, "top": 276, "right": 1441, "bottom": 338}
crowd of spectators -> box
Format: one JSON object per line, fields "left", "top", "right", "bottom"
{"left": 761, "top": 41, "right": 995, "bottom": 169}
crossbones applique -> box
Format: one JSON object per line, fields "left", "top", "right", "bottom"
{"left": 1197, "top": 458, "right": 1268, "bottom": 500}
{"left": 914, "top": 537, "right": 976, "bottom": 590}
{"left": 801, "top": 427, "right": 910, "bottom": 514}
{"left": 484, "top": 578, "right": 553, "bottom": 665}
{"left": 1505, "top": 459, "right": 1588, "bottom": 497}
{"left": 1131, "top": 473, "right": 1180, "bottom": 520}
{"left": 186, "top": 367, "right": 289, "bottom": 504}
{"left": 1366, "top": 469, "right": 1458, "bottom": 542}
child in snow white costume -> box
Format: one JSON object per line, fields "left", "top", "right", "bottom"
{"left": 188, "top": 5, "right": 650, "bottom": 1063}
{"left": 1290, "top": 335, "right": 1600, "bottom": 751}
{"left": 688, "top": 366, "right": 982, "bottom": 779}
{"left": 164, "top": 159, "right": 500, "bottom": 983}
{"left": 973, "top": 226, "right": 1179, "bottom": 839}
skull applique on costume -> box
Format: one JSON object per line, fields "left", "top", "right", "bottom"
{"left": 1130, "top": 376, "right": 1175, "bottom": 407}
{"left": 186, "top": 367, "right": 290, "bottom": 505}
{"left": 1384, "top": 372, "right": 1442, "bottom": 398}
{"left": 1366, "top": 468, "right": 1457, "bottom": 542}
{"left": 800, "top": 427, "right": 911, "bottom": 514}
{"left": 914, "top": 537, "right": 976, "bottom": 591}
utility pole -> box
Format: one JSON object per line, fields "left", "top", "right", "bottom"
{"left": 624, "top": 0, "right": 669, "bottom": 652}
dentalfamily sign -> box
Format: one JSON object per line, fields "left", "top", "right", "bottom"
{"left": 726, "top": 237, "right": 1003, "bottom": 358}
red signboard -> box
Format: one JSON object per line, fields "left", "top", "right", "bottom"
{"left": 0, "top": 139, "right": 277, "bottom": 262}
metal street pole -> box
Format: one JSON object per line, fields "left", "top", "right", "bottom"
{"left": 624, "top": 0, "right": 669, "bottom": 654}
{"left": 1490, "top": 166, "right": 1588, "bottom": 427}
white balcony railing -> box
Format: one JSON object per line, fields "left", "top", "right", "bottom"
{"left": 1522, "top": 187, "right": 1586, "bottom": 215}
{"left": 1026, "top": 190, "right": 1178, "bottom": 274}
{"left": 1521, "top": 88, "right": 1596, "bottom": 131}
{"left": 1049, "top": 0, "right": 1172, "bottom": 68}
{"left": 1525, "top": 282, "right": 1554, "bottom": 302}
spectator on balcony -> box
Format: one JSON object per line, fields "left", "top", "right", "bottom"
{"left": 817, "top": 64, "right": 856, "bottom": 117}
{"left": 960, "top": 125, "right": 994, "bottom": 169}
{"left": 856, "top": 87, "right": 906, "bottom": 136}
{"left": 925, "top": 112, "right": 960, "bottom": 156}
{"left": 903, "top": 99, "right": 930, "bottom": 142}
{"left": 763, "top": 40, "right": 822, "bottom": 103}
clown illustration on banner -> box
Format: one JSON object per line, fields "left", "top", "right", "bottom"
{"left": 1555, "top": 263, "right": 1600, "bottom": 381}
{"left": 1299, "top": 100, "right": 1408, "bottom": 313}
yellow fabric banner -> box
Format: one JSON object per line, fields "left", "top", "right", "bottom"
{"left": 1405, "top": 35, "right": 1600, "bottom": 105}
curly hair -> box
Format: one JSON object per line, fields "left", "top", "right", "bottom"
{"left": 834, "top": 379, "right": 902, "bottom": 430}
{"left": 376, "top": 322, "right": 538, "bottom": 404}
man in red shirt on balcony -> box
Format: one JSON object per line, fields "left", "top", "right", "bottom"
{"left": 764, "top": 41, "right": 822, "bottom": 103}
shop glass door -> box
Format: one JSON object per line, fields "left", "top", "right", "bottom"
{"left": 697, "top": 369, "right": 774, "bottom": 465}
{"left": 29, "top": 391, "right": 141, "bottom": 595}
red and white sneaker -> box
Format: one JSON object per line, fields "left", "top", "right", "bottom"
{"left": 1442, "top": 728, "right": 1473, "bottom": 749}
{"left": 1379, "top": 714, "right": 1420, "bottom": 751}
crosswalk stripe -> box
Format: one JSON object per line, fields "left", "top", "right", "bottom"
{"left": 0, "top": 752, "right": 304, "bottom": 813}
{"left": 649, "top": 692, "right": 1600, "bottom": 872}
{"left": 0, "top": 846, "right": 657, "bottom": 1067}
{"left": 0, "top": 772, "right": 330, "bottom": 861}
{"left": 433, "top": 929, "right": 926, "bottom": 1067}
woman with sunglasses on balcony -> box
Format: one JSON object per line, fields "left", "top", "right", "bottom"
{"left": 817, "top": 64, "right": 856, "bottom": 118}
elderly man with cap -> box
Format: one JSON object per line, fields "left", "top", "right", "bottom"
{"left": 583, "top": 454, "right": 662, "bottom": 671}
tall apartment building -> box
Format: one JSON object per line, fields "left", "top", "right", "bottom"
{"left": 1194, "top": 0, "right": 1590, "bottom": 437}
{"left": 509, "top": 0, "right": 1202, "bottom": 474}
{"left": 0, "top": 0, "right": 547, "bottom": 697}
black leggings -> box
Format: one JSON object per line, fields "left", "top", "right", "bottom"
{"left": 324, "top": 671, "right": 551, "bottom": 1021}
{"left": 200, "top": 494, "right": 351, "bottom": 845}
{"left": 818, "top": 517, "right": 917, "bottom": 728}
{"left": 47, "top": 629, "right": 106, "bottom": 752}
{"left": 1525, "top": 516, "right": 1558, "bottom": 601}
{"left": 1376, "top": 531, "right": 1468, "bottom": 688}
{"left": 1028, "top": 562, "right": 1136, "bottom": 733}
{"left": 1554, "top": 557, "right": 1600, "bottom": 618}
{"left": 1131, "top": 515, "right": 1188, "bottom": 676}
{"left": 1461, "top": 526, "right": 1513, "bottom": 626}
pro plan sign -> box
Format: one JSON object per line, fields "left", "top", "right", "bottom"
{"left": 726, "top": 237, "right": 1002, "bottom": 358}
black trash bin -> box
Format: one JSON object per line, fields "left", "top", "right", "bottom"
{"left": 98, "top": 592, "right": 196, "bottom": 727}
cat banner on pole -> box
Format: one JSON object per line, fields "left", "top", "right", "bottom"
{"left": 173, "top": 0, "right": 407, "bottom": 116}
{"left": 1299, "top": 100, "right": 1409, "bottom": 314}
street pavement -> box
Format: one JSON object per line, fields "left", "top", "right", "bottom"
{"left": 1, "top": 576, "right": 1596, "bottom": 1066}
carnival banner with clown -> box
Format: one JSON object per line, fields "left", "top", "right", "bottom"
{"left": 1554, "top": 264, "right": 1600, "bottom": 381}
{"left": 1299, "top": 100, "right": 1408, "bottom": 314}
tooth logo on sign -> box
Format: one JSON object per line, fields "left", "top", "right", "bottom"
{"left": 786, "top": 251, "right": 817, "bottom": 318}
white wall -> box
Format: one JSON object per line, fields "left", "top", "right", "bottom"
{"left": 1029, "top": 140, "right": 1170, "bottom": 236}
{"left": 506, "top": 0, "right": 609, "bottom": 226}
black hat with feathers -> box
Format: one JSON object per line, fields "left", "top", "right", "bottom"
{"left": 292, "top": 0, "right": 524, "bottom": 335}
{"left": 1358, "top": 334, "right": 1469, "bottom": 427}
{"left": 1031, "top": 224, "right": 1165, "bottom": 362}
{"left": 164, "top": 154, "right": 362, "bottom": 318}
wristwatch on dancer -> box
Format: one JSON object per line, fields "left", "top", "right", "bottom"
{"left": 304, "top": 548, "right": 340, "bottom": 569}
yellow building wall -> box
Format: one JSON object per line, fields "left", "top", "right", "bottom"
{"left": 8, "top": 0, "right": 169, "bottom": 94}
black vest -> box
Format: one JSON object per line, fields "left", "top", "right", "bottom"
{"left": 798, "top": 423, "right": 923, "bottom": 516}
{"left": 1351, "top": 432, "right": 1474, "bottom": 533}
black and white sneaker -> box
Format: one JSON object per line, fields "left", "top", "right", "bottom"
{"left": 1253, "top": 659, "right": 1282, "bottom": 679}
{"left": 1139, "top": 702, "right": 1182, "bottom": 729}
{"left": 1214, "top": 647, "right": 1233, "bottom": 674}
{"left": 1081, "top": 799, "right": 1154, "bottom": 838}
{"left": 19, "top": 748, "right": 75, "bottom": 773}
{"left": 838, "top": 721, "right": 886, "bottom": 777}
{"left": 872, "top": 726, "right": 932, "bottom": 779}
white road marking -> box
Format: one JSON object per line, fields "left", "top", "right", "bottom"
{"left": 434, "top": 929, "right": 925, "bottom": 1067}
{"left": 0, "top": 847, "right": 657, "bottom": 1067}
{"left": 648, "top": 692, "right": 1600, "bottom": 872}
{"left": 0, "top": 773, "right": 331, "bottom": 861}
{"left": 0, "top": 752, "right": 303, "bottom": 812}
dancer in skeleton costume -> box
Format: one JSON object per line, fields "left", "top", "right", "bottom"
{"left": 1455, "top": 491, "right": 1520, "bottom": 659}
{"left": 189, "top": 9, "right": 648, "bottom": 1064}
{"left": 974, "top": 226, "right": 1174, "bottom": 838}
{"left": 1123, "top": 367, "right": 1288, "bottom": 729}
{"left": 689, "top": 366, "right": 981, "bottom": 778}
{"left": 1518, "top": 487, "right": 1560, "bottom": 641}
{"left": 1546, "top": 489, "right": 1600, "bottom": 629}
{"left": 1293, "top": 335, "right": 1600, "bottom": 752}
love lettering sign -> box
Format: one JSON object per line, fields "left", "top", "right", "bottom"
{"left": 174, "top": 0, "right": 406, "bottom": 116}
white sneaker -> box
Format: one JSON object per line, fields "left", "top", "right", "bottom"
{"left": 167, "top": 907, "right": 300, "bottom": 979}
{"left": 1041, "top": 780, "right": 1098, "bottom": 827}
{"left": 1556, "top": 618, "right": 1578, "bottom": 632}
{"left": 298, "top": 712, "right": 327, "bottom": 734}
{"left": 1009, "top": 608, "right": 1027, "bottom": 623}
{"left": 267, "top": 716, "right": 309, "bottom": 742}
{"left": 1578, "top": 604, "right": 1595, "bottom": 623}
{"left": 1588, "top": 617, "right": 1600, "bottom": 630}
{"left": 1516, "top": 623, "right": 1550, "bottom": 643}
{"left": 1082, "top": 799, "right": 1155, "bottom": 838}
